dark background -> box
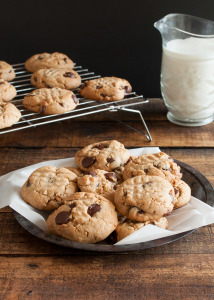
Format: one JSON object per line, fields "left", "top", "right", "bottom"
{"left": 1, "top": 0, "right": 214, "bottom": 97}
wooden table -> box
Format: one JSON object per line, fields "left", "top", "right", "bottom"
{"left": 0, "top": 99, "right": 213, "bottom": 300}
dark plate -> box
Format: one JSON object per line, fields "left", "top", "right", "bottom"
{"left": 13, "top": 160, "right": 214, "bottom": 252}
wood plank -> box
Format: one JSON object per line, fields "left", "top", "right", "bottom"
{"left": 0, "top": 255, "right": 213, "bottom": 300}
{"left": 0, "top": 120, "right": 214, "bottom": 148}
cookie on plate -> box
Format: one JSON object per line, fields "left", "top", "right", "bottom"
{"left": 0, "top": 101, "right": 21, "bottom": 129}
{"left": 21, "top": 166, "right": 78, "bottom": 210}
{"left": 75, "top": 140, "right": 130, "bottom": 172}
{"left": 23, "top": 87, "right": 79, "bottom": 114}
{"left": 116, "top": 217, "right": 168, "bottom": 242}
{"left": 46, "top": 192, "right": 118, "bottom": 243}
{"left": 114, "top": 175, "right": 174, "bottom": 222}
{"left": 173, "top": 180, "right": 191, "bottom": 209}
{"left": 65, "top": 167, "right": 83, "bottom": 177}
{"left": 123, "top": 152, "right": 182, "bottom": 185}
{"left": 25, "top": 52, "right": 74, "bottom": 73}
{"left": 0, "top": 79, "right": 17, "bottom": 101}
{"left": 0, "top": 61, "right": 15, "bottom": 81}
{"left": 79, "top": 77, "right": 132, "bottom": 101}
{"left": 77, "top": 169, "right": 118, "bottom": 202}
{"left": 31, "top": 68, "right": 81, "bottom": 90}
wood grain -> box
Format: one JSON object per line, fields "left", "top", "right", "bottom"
{"left": 0, "top": 255, "right": 213, "bottom": 300}
{"left": 0, "top": 120, "right": 214, "bottom": 148}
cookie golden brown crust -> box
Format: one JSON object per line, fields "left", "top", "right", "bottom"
{"left": 0, "top": 61, "right": 15, "bottom": 81}
{"left": 0, "top": 80, "right": 17, "bottom": 101}
{"left": 79, "top": 77, "right": 132, "bottom": 101}
{"left": 21, "top": 166, "right": 78, "bottom": 210}
{"left": 31, "top": 68, "right": 81, "bottom": 90}
{"left": 23, "top": 87, "right": 79, "bottom": 114}
{"left": 114, "top": 175, "right": 174, "bottom": 222}
{"left": 0, "top": 101, "right": 21, "bottom": 129}
{"left": 116, "top": 217, "right": 168, "bottom": 242}
{"left": 75, "top": 140, "right": 130, "bottom": 172}
{"left": 77, "top": 169, "right": 118, "bottom": 202}
{"left": 173, "top": 180, "right": 191, "bottom": 209}
{"left": 46, "top": 192, "right": 118, "bottom": 243}
{"left": 25, "top": 52, "right": 74, "bottom": 73}
{"left": 123, "top": 152, "right": 182, "bottom": 185}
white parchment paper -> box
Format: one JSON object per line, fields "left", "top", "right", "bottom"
{"left": 0, "top": 147, "right": 213, "bottom": 245}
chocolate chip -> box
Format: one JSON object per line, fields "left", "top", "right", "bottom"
{"left": 55, "top": 211, "right": 69, "bottom": 225}
{"left": 69, "top": 203, "right": 76, "bottom": 210}
{"left": 59, "top": 103, "right": 64, "bottom": 107}
{"left": 142, "top": 182, "right": 151, "bottom": 188}
{"left": 144, "top": 169, "right": 149, "bottom": 174}
{"left": 106, "top": 230, "right": 117, "bottom": 244}
{"left": 96, "top": 85, "right": 103, "bottom": 89}
{"left": 38, "top": 56, "right": 43, "bottom": 60}
{"left": 0, "top": 82, "right": 5, "bottom": 85}
{"left": 174, "top": 187, "right": 179, "bottom": 196}
{"left": 84, "top": 170, "right": 97, "bottom": 177}
{"left": 26, "top": 180, "right": 31, "bottom": 187}
{"left": 100, "top": 93, "right": 107, "bottom": 97}
{"left": 72, "top": 94, "right": 79, "bottom": 104}
{"left": 87, "top": 204, "right": 101, "bottom": 217}
{"left": 163, "top": 210, "right": 171, "bottom": 217}
{"left": 63, "top": 58, "right": 68, "bottom": 63}
{"left": 104, "top": 172, "right": 117, "bottom": 182}
{"left": 124, "top": 158, "right": 131, "bottom": 166}
{"left": 124, "top": 85, "right": 132, "bottom": 94}
{"left": 94, "top": 143, "right": 106, "bottom": 150}
{"left": 63, "top": 72, "right": 75, "bottom": 78}
{"left": 137, "top": 209, "right": 145, "bottom": 215}
{"left": 48, "top": 177, "right": 55, "bottom": 183}
{"left": 113, "top": 184, "right": 117, "bottom": 190}
{"left": 82, "top": 156, "right": 96, "bottom": 168}
{"left": 107, "top": 157, "right": 114, "bottom": 164}
{"left": 124, "top": 191, "right": 128, "bottom": 197}
{"left": 40, "top": 105, "right": 46, "bottom": 114}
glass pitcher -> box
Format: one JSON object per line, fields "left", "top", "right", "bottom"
{"left": 154, "top": 14, "right": 214, "bottom": 126}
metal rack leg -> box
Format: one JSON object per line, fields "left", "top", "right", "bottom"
{"left": 104, "top": 108, "right": 152, "bottom": 142}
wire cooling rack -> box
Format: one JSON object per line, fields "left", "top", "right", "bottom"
{"left": 2, "top": 62, "right": 152, "bottom": 141}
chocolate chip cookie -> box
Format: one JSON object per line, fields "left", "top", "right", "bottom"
{"left": 114, "top": 175, "right": 174, "bottom": 222}
{"left": 25, "top": 52, "right": 74, "bottom": 73}
{"left": 79, "top": 77, "right": 132, "bottom": 101}
{"left": 0, "top": 61, "right": 15, "bottom": 81}
{"left": 46, "top": 192, "right": 118, "bottom": 243}
{"left": 75, "top": 140, "right": 130, "bottom": 172}
{"left": 23, "top": 87, "right": 79, "bottom": 114}
{"left": 0, "top": 79, "right": 17, "bottom": 101}
{"left": 173, "top": 180, "right": 191, "bottom": 209}
{"left": 123, "top": 152, "right": 182, "bottom": 185}
{"left": 21, "top": 166, "right": 78, "bottom": 210}
{"left": 31, "top": 68, "right": 81, "bottom": 90}
{"left": 77, "top": 169, "right": 118, "bottom": 202}
{"left": 116, "top": 217, "right": 168, "bottom": 242}
{"left": 0, "top": 101, "right": 21, "bottom": 129}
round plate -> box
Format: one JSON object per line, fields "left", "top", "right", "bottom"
{"left": 13, "top": 160, "right": 214, "bottom": 252}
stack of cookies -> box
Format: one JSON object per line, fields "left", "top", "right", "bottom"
{"left": 0, "top": 61, "right": 21, "bottom": 129}
{"left": 20, "top": 140, "right": 191, "bottom": 244}
{"left": 23, "top": 52, "right": 80, "bottom": 115}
